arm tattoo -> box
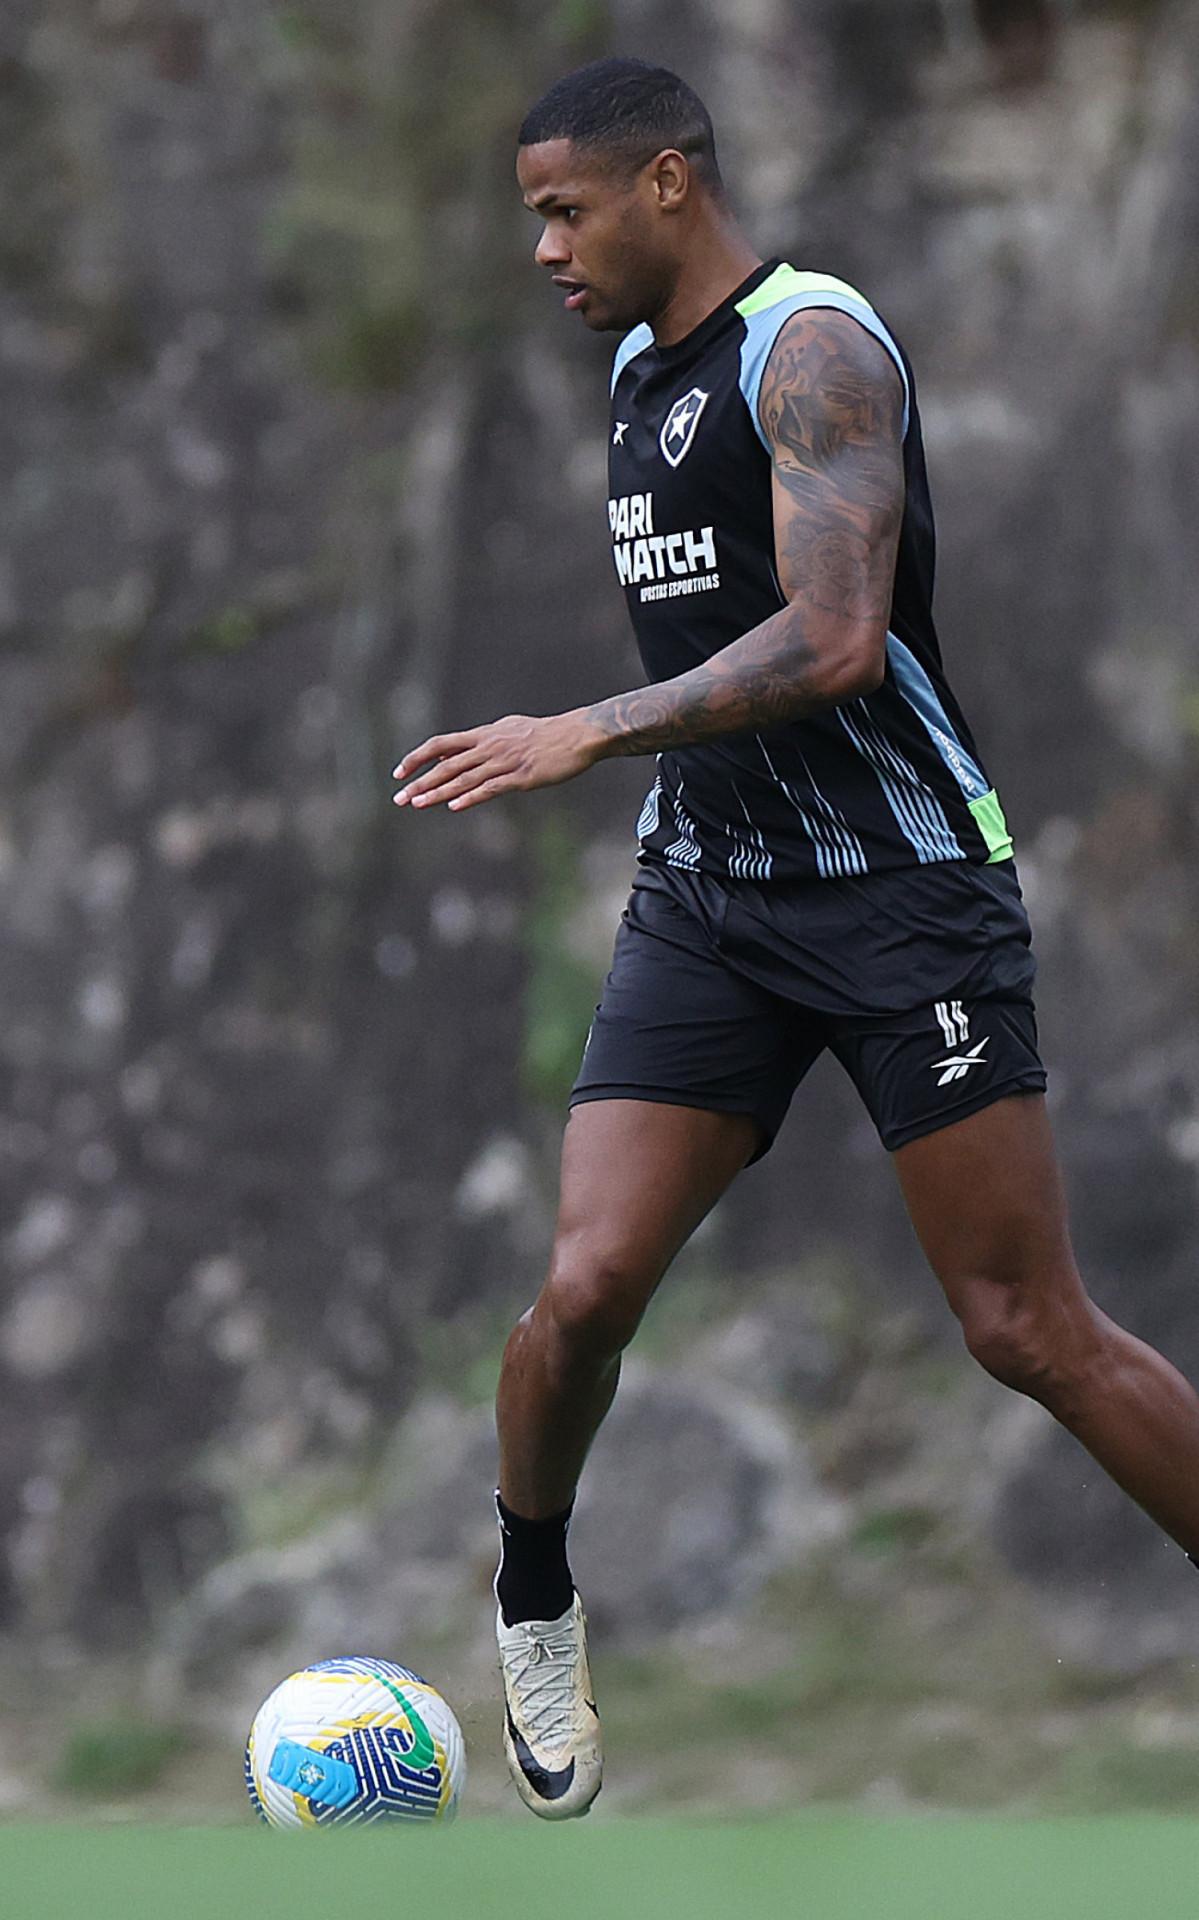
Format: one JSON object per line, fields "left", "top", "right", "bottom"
{"left": 761, "top": 309, "right": 904, "bottom": 619}
{"left": 584, "top": 309, "right": 906, "bottom": 758}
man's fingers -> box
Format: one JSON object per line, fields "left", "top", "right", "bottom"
{"left": 392, "top": 732, "right": 478, "bottom": 781}
{"left": 394, "top": 751, "right": 487, "bottom": 806}
{"left": 447, "top": 778, "right": 508, "bottom": 813}
{"left": 405, "top": 764, "right": 512, "bottom": 810}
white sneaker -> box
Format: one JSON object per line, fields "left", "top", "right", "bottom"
{"left": 496, "top": 1592, "right": 602, "bottom": 1820}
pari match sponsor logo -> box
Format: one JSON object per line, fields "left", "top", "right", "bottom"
{"left": 608, "top": 491, "right": 720, "bottom": 604}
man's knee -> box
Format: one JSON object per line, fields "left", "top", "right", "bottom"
{"left": 541, "top": 1229, "right": 659, "bottom": 1360}
{"left": 953, "top": 1271, "right": 1096, "bottom": 1403}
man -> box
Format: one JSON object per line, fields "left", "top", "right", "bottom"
{"left": 394, "top": 57, "right": 1199, "bottom": 1821}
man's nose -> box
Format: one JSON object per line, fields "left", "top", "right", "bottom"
{"left": 535, "top": 223, "right": 570, "bottom": 268}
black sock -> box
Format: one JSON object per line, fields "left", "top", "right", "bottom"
{"left": 494, "top": 1491, "right": 575, "bottom": 1627}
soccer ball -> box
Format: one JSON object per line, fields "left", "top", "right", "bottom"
{"left": 245, "top": 1657, "right": 466, "bottom": 1828}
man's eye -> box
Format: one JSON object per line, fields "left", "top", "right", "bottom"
{"left": 563, "top": 207, "right": 579, "bottom": 222}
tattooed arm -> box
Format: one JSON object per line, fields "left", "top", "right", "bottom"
{"left": 585, "top": 308, "right": 905, "bottom": 755}
{"left": 394, "top": 310, "right": 904, "bottom": 811}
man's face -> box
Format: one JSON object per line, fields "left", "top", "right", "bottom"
{"left": 517, "top": 138, "right": 673, "bottom": 334}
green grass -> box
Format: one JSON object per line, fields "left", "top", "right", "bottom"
{"left": 0, "top": 1817, "right": 1196, "bottom": 1920}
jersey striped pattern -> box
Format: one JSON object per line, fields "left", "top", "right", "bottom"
{"left": 608, "top": 259, "right": 1013, "bottom": 884}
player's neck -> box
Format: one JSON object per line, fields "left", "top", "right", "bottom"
{"left": 650, "top": 224, "right": 764, "bottom": 349}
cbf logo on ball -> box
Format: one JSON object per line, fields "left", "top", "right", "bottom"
{"left": 659, "top": 387, "right": 709, "bottom": 467}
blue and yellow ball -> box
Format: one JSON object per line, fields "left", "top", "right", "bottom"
{"left": 245, "top": 1657, "right": 466, "bottom": 1828}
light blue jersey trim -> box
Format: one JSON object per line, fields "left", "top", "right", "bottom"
{"left": 611, "top": 323, "right": 654, "bottom": 397}
{"left": 727, "top": 783, "right": 774, "bottom": 881}
{"left": 662, "top": 777, "right": 703, "bottom": 869}
{"left": 738, "top": 293, "right": 911, "bottom": 449}
{"left": 636, "top": 775, "right": 662, "bottom": 840}
{"left": 885, "top": 632, "right": 990, "bottom": 803}
{"left": 838, "top": 703, "right": 964, "bottom": 865}
{"left": 755, "top": 734, "right": 867, "bottom": 879}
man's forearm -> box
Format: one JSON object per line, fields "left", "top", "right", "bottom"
{"left": 581, "top": 603, "right": 883, "bottom": 760}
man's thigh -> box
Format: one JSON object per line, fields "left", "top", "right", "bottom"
{"left": 892, "top": 1091, "right": 1078, "bottom": 1308}
{"left": 551, "top": 1098, "right": 761, "bottom": 1312}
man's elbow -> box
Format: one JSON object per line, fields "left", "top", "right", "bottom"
{"left": 811, "top": 629, "right": 886, "bottom": 707}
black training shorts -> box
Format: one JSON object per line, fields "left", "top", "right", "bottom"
{"left": 569, "top": 856, "right": 1047, "bottom": 1161}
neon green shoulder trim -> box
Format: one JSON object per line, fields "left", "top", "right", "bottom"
{"left": 736, "top": 263, "right": 869, "bottom": 318}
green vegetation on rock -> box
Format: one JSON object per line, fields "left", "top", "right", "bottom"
{"left": 54, "top": 1722, "right": 186, "bottom": 1798}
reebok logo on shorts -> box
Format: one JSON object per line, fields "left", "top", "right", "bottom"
{"left": 931, "top": 1037, "right": 989, "bottom": 1086}
{"left": 931, "top": 1000, "right": 989, "bottom": 1086}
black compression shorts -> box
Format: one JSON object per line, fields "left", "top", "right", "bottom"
{"left": 569, "top": 857, "right": 1047, "bottom": 1162}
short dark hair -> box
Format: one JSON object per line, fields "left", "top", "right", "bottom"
{"left": 519, "top": 57, "right": 722, "bottom": 190}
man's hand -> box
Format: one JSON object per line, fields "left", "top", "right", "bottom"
{"left": 393, "top": 710, "right": 602, "bottom": 813}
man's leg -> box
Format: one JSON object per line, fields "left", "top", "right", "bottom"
{"left": 493, "top": 1095, "right": 759, "bottom": 1820}
{"left": 894, "top": 1091, "right": 1199, "bottom": 1557}
{"left": 497, "top": 1095, "right": 761, "bottom": 1522}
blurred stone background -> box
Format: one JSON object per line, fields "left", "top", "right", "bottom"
{"left": 0, "top": 0, "right": 1198, "bottom": 1820}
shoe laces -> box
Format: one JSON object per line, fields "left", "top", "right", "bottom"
{"left": 505, "top": 1620, "right": 579, "bottom": 1749}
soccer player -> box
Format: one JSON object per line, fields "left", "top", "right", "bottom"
{"left": 394, "top": 57, "right": 1199, "bottom": 1820}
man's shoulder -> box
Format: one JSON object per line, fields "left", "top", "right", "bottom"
{"left": 736, "top": 262, "right": 873, "bottom": 319}
{"left": 737, "top": 265, "right": 911, "bottom": 445}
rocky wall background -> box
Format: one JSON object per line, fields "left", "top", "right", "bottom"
{"left": 0, "top": 0, "right": 1197, "bottom": 1819}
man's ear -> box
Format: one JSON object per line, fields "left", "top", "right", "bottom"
{"left": 651, "top": 149, "right": 690, "bottom": 212}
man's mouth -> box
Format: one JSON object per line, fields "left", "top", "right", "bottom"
{"left": 552, "top": 276, "right": 588, "bottom": 311}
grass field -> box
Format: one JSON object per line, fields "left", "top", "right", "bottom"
{"left": 1, "top": 1816, "right": 1195, "bottom": 1920}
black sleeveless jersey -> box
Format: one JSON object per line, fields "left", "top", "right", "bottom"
{"left": 607, "top": 259, "right": 1013, "bottom": 883}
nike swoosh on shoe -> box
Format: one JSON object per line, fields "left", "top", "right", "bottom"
{"left": 505, "top": 1709, "right": 576, "bottom": 1801}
